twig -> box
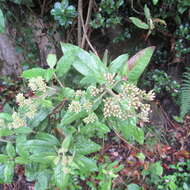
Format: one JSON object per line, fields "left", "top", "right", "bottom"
{"left": 41, "top": 0, "right": 47, "bottom": 17}
{"left": 78, "top": 0, "right": 83, "bottom": 47}
{"left": 81, "top": 0, "right": 93, "bottom": 48}
{"left": 131, "top": 0, "right": 144, "bottom": 15}
{"left": 79, "top": 12, "right": 98, "bottom": 56}
{"left": 49, "top": 98, "right": 67, "bottom": 117}
{"left": 38, "top": 0, "right": 42, "bottom": 10}
{"left": 112, "top": 126, "right": 140, "bottom": 152}
{"left": 66, "top": 20, "right": 77, "bottom": 43}
{"left": 105, "top": 88, "right": 118, "bottom": 98}
{"left": 159, "top": 104, "right": 177, "bottom": 129}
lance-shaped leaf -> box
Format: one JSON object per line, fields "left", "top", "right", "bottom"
{"left": 126, "top": 46, "right": 155, "bottom": 82}
{"left": 4, "top": 161, "right": 14, "bottom": 184}
{"left": 60, "top": 43, "right": 106, "bottom": 84}
{"left": 22, "top": 68, "right": 46, "bottom": 79}
{"left": 53, "top": 161, "right": 70, "bottom": 190}
{"left": 129, "top": 17, "right": 149, "bottom": 29}
{"left": 47, "top": 54, "right": 57, "bottom": 69}
{"left": 109, "top": 54, "right": 128, "bottom": 74}
{"left": 152, "top": 0, "right": 159, "bottom": 5}
{"left": 0, "top": 9, "right": 5, "bottom": 33}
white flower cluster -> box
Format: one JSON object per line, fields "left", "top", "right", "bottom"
{"left": 102, "top": 83, "right": 155, "bottom": 122}
{"left": 83, "top": 113, "right": 96, "bottom": 124}
{"left": 75, "top": 90, "right": 84, "bottom": 97}
{"left": 28, "top": 76, "right": 47, "bottom": 93}
{"left": 104, "top": 73, "right": 115, "bottom": 86}
{"left": 9, "top": 112, "right": 26, "bottom": 129}
{"left": 16, "top": 93, "right": 37, "bottom": 119}
{"left": 103, "top": 97, "right": 123, "bottom": 119}
{"left": 68, "top": 101, "right": 81, "bottom": 113}
{"left": 82, "top": 100, "right": 92, "bottom": 112}
{"left": 89, "top": 86, "right": 104, "bottom": 97}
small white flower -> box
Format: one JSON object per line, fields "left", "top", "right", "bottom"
{"left": 10, "top": 112, "right": 26, "bottom": 129}
{"left": 16, "top": 93, "right": 25, "bottom": 106}
{"left": 68, "top": 101, "right": 81, "bottom": 113}
{"left": 75, "top": 90, "right": 84, "bottom": 97}
{"left": 28, "top": 76, "right": 47, "bottom": 93}
{"left": 83, "top": 101, "right": 92, "bottom": 112}
{"left": 83, "top": 113, "right": 96, "bottom": 124}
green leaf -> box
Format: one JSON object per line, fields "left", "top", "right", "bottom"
{"left": 136, "top": 152, "right": 145, "bottom": 162}
{"left": 0, "top": 129, "right": 14, "bottom": 137}
{"left": 22, "top": 68, "right": 46, "bottom": 79}
{"left": 60, "top": 43, "right": 106, "bottom": 83}
{"left": 56, "top": 54, "right": 74, "bottom": 77}
{"left": 0, "top": 164, "right": 5, "bottom": 183}
{"left": 144, "top": 4, "right": 151, "bottom": 20}
{"left": 116, "top": 119, "right": 144, "bottom": 144}
{"left": 15, "top": 127, "right": 33, "bottom": 135}
{"left": 3, "top": 104, "right": 13, "bottom": 114}
{"left": 0, "top": 9, "right": 5, "bottom": 33}
{"left": 44, "top": 68, "right": 54, "bottom": 82}
{"left": 28, "top": 107, "right": 51, "bottom": 128}
{"left": 35, "top": 171, "right": 50, "bottom": 190}
{"left": 0, "top": 154, "right": 9, "bottom": 163}
{"left": 127, "top": 184, "right": 141, "bottom": 190}
{"left": 60, "top": 87, "right": 75, "bottom": 99}
{"left": 95, "top": 122, "right": 110, "bottom": 134}
{"left": 47, "top": 54, "right": 57, "bottom": 68}
{"left": 75, "top": 137, "right": 101, "bottom": 155}
{"left": 75, "top": 155, "right": 98, "bottom": 173}
{"left": 61, "top": 135, "right": 72, "bottom": 150}
{"left": 109, "top": 54, "right": 128, "bottom": 74}
{"left": 26, "top": 140, "right": 57, "bottom": 154}
{"left": 60, "top": 111, "right": 86, "bottom": 125}
{"left": 134, "top": 127, "right": 144, "bottom": 145}
{"left": 152, "top": 0, "right": 159, "bottom": 5}
{"left": 4, "top": 161, "right": 14, "bottom": 184}
{"left": 16, "top": 136, "right": 30, "bottom": 158}
{"left": 127, "top": 46, "right": 155, "bottom": 82}
{"left": 129, "top": 17, "right": 149, "bottom": 29}
{"left": 183, "top": 0, "right": 190, "bottom": 6}
{"left": 80, "top": 75, "right": 103, "bottom": 86}
{"left": 15, "top": 156, "right": 30, "bottom": 164}
{"left": 6, "top": 142, "right": 16, "bottom": 158}
{"left": 0, "top": 113, "right": 12, "bottom": 122}
{"left": 29, "top": 152, "right": 56, "bottom": 163}
{"left": 36, "top": 132, "right": 60, "bottom": 146}
{"left": 152, "top": 162, "right": 163, "bottom": 176}
{"left": 53, "top": 161, "right": 70, "bottom": 189}
{"left": 89, "top": 52, "right": 107, "bottom": 74}
{"left": 25, "top": 164, "right": 38, "bottom": 181}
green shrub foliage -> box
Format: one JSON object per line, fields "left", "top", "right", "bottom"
{"left": 0, "top": 44, "right": 155, "bottom": 189}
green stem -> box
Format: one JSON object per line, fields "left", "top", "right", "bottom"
{"left": 53, "top": 73, "right": 64, "bottom": 88}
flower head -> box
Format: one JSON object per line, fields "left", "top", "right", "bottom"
{"left": 68, "top": 101, "right": 81, "bottom": 113}
{"left": 16, "top": 93, "right": 26, "bottom": 106}
{"left": 103, "top": 97, "right": 123, "bottom": 119}
{"left": 10, "top": 112, "right": 26, "bottom": 129}
{"left": 104, "top": 73, "right": 115, "bottom": 85}
{"left": 83, "top": 100, "right": 92, "bottom": 112}
{"left": 146, "top": 90, "right": 155, "bottom": 101}
{"left": 28, "top": 76, "right": 47, "bottom": 93}
{"left": 75, "top": 90, "right": 84, "bottom": 97}
{"left": 83, "top": 113, "right": 97, "bottom": 124}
